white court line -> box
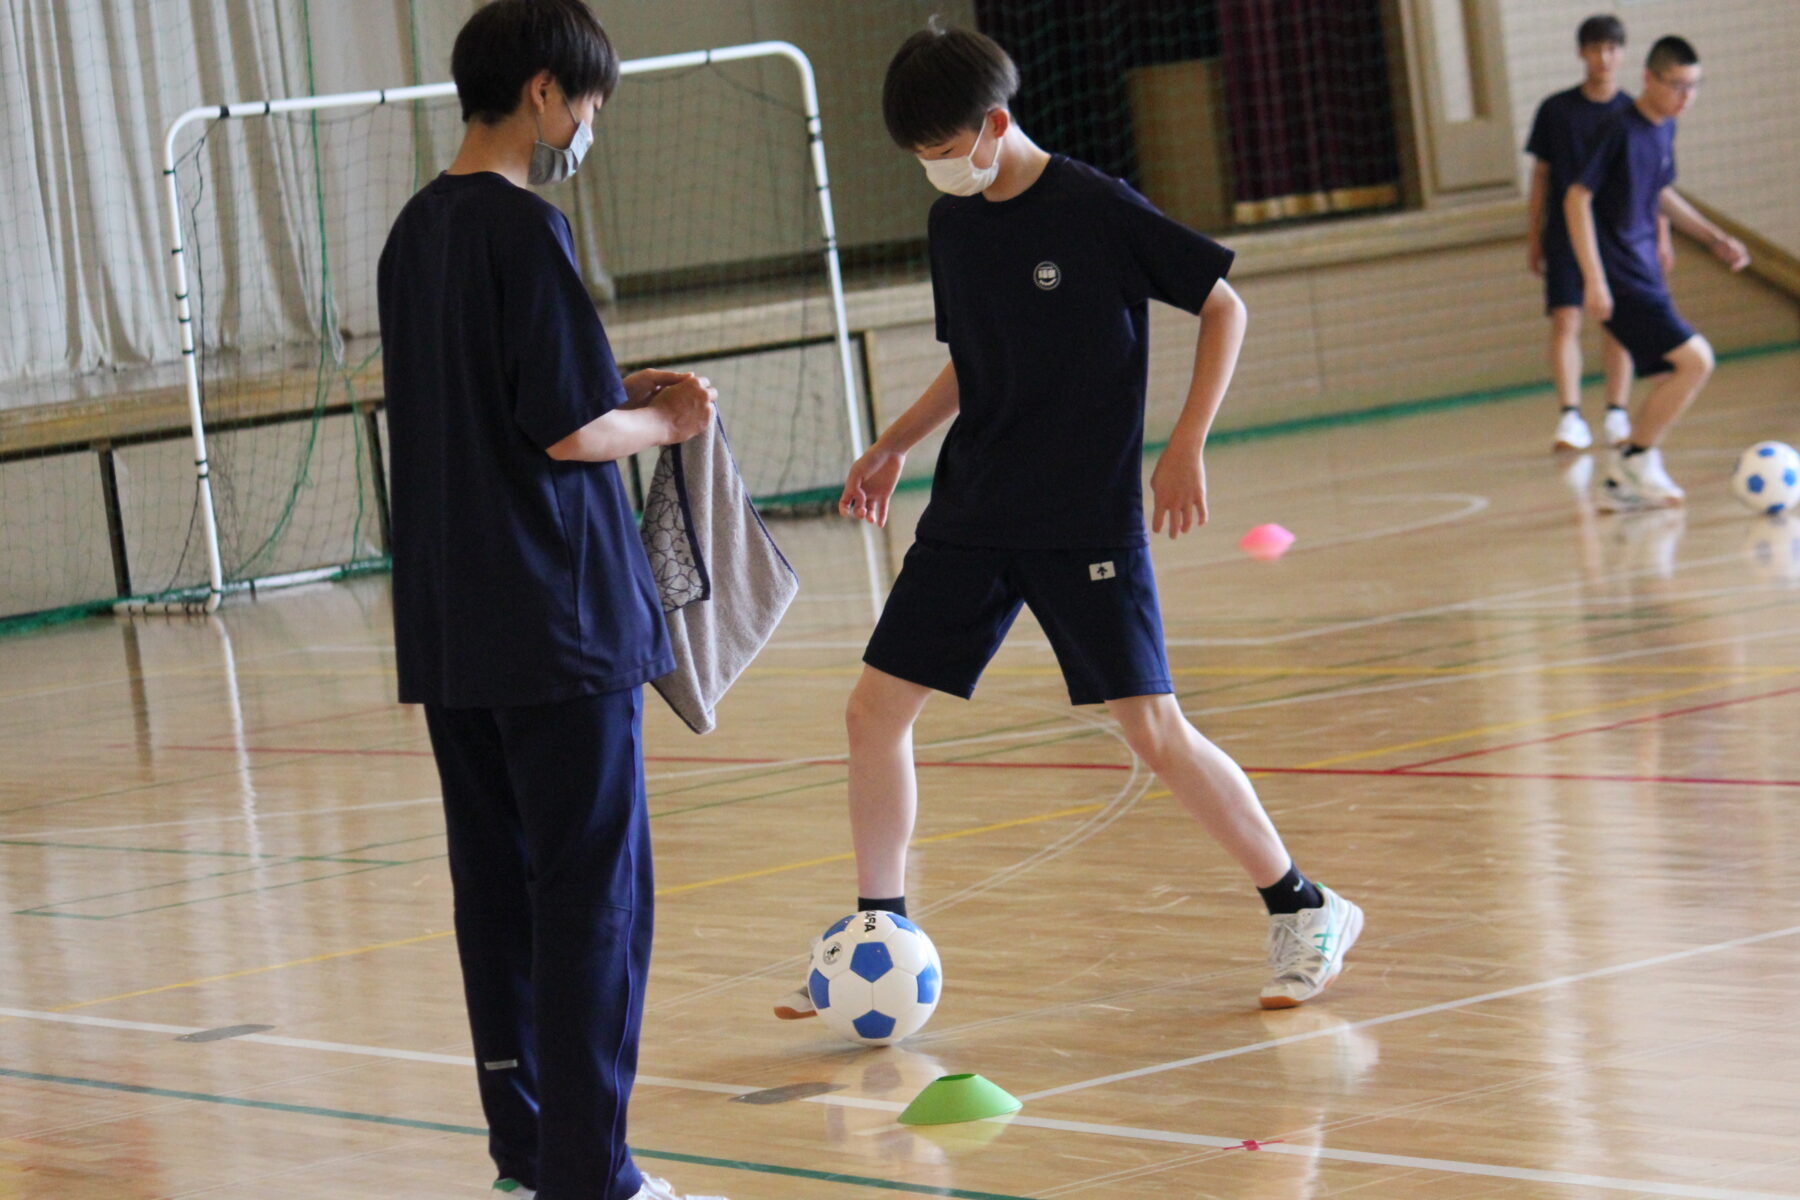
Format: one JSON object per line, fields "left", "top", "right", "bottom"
{"left": 7, "top": 1006, "right": 1795, "bottom": 1200}
{"left": 0, "top": 796, "right": 441, "bottom": 842}
{"left": 1018, "top": 920, "right": 1800, "bottom": 1102}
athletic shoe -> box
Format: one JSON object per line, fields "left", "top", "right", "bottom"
{"left": 633, "top": 1175, "right": 730, "bottom": 1200}
{"left": 1553, "top": 409, "right": 1593, "bottom": 451}
{"left": 1598, "top": 447, "right": 1685, "bottom": 512}
{"left": 1602, "top": 406, "right": 1632, "bottom": 446}
{"left": 492, "top": 1182, "right": 534, "bottom": 1197}
{"left": 773, "top": 981, "right": 817, "bottom": 1020}
{"left": 1260, "top": 885, "right": 1363, "bottom": 1010}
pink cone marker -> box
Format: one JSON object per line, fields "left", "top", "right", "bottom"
{"left": 1238, "top": 523, "right": 1296, "bottom": 561}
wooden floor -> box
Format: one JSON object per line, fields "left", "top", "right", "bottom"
{"left": 6, "top": 350, "right": 1800, "bottom": 1200}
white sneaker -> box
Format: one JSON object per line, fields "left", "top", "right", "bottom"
{"left": 1553, "top": 409, "right": 1593, "bottom": 451}
{"left": 1602, "top": 406, "right": 1632, "bottom": 446}
{"left": 773, "top": 980, "right": 817, "bottom": 1020}
{"left": 1260, "top": 886, "right": 1363, "bottom": 1010}
{"left": 1598, "top": 447, "right": 1684, "bottom": 512}
{"left": 634, "top": 1174, "right": 730, "bottom": 1200}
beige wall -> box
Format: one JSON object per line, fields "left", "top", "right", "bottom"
{"left": 1498, "top": 0, "right": 1800, "bottom": 257}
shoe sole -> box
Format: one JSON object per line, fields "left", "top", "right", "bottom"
{"left": 1553, "top": 439, "right": 1592, "bottom": 452}
{"left": 772, "top": 1004, "right": 817, "bottom": 1020}
{"left": 1259, "top": 902, "right": 1365, "bottom": 1010}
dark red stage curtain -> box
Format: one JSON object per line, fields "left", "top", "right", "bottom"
{"left": 1216, "top": 0, "right": 1401, "bottom": 224}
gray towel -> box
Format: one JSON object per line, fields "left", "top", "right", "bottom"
{"left": 640, "top": 416, "right": 799, "bottom": 734}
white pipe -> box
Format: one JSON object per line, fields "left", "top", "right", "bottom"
{"left": 151, "top": 43, "right": 879, "bottom": 615}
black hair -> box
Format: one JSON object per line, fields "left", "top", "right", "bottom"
{"left": 1577, "top": 14, "right": 1626, "bottom": 48}
{"left": 451, "top": 0, "right": 620, "bottom": 125}
{"left": 882, "top": 17, "right": 1019, "bottom": 149}
{"left": 1647, "top": 35, "right": 1700, "bottom": 74}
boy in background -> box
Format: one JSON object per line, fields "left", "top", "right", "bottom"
{"left": 1525, "top": 13, "right": 1642, "bottom": 452}
{"left": 1567, "top": 35, "right": 1750, "bottom": 510}
{"left": 776, "top": 21, "right": 1363, "bottom": 1022}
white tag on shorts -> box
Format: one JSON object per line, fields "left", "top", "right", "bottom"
{"left": 1089, "top": 561, "right": 1115, "bottom": 581}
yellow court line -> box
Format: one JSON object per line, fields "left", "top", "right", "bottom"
{"left": 44, "top": 803, "right": 1107, "bottom": 1012}
{"left": 50, "top": 930, "right": 452, "bottom": 1013}
{"left": 1293, "top": 679, "right": 1755, "bottom": 770}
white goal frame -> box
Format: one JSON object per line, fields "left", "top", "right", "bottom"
{"left": 130, "top": 41, "right": 870, "bottom": 615}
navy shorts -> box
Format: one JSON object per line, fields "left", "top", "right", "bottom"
{"left": 1604, "top": 290, "right": 1696, "bottom": 377}
{"left": 1543, "top": 245, "right": 1585, "bottom": 312}
{"left": 863, "top": 539, "right": 1173, "bottom": 706}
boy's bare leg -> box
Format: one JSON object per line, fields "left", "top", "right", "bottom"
{"left": 1630, "top": 336, "right": 1715, "bottom": 447}
{"left": 1106, "top": 693, "right": 1290, "bottom": 885}
{"left": 845, "top": 665, "right": 934, "bottom": 898}
{"left": 1602, "top": 331, "right": 1634, "bottom": 410}
{"left": 1549, "top": 306, "right": 1585, "bottom": 410}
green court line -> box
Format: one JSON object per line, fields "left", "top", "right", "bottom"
{"left": 0, "top": 1067, "right": 1039, "bottom": 1200}
{"left": 0, "top": 837, "right": 400, "bottom": 865}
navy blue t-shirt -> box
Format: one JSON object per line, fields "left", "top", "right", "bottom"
{"left": 917, "top": 155, "right": 1234, "bottom": 549}
{"left": 378, "top": 172, "right": 673, "bottom": 709}
{"left": 1574, "top": 106, "right": 1678, "bottom": 299}
{"left": 1525, "top": 86, "right": 1633, "bottom": 255}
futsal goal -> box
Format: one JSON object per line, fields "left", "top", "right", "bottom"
{"left": 19, "top": 42, "right": 870, "bottom": 620}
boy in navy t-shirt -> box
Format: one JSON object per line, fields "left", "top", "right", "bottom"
{"left": 1566, "top": 35, "right": 1750, "bottom": 510}
{"left": 378, "top": 3, "right": 723, "bottom": 1198}
{"left": 774, "top": 22, "right": 1362, "bottom": 1020}
{"left": 1525, "top": 14, "right": 1640, "bottom": 452}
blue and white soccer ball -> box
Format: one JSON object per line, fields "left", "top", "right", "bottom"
{"left": 809, "top": 911, "right": 943, "bottom": 1045}
{"left": 1731, "top": 441, "right": 1800, "bottom": 515}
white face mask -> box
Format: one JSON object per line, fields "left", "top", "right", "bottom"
{"left": 920, "top": 117, "right": 1000, "bottom": 196}
{"left": 529, "top": 98, "right": 592, "bottom": 186}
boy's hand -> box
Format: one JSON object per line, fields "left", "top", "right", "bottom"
{"left": 1712, "top": 233, "right": 1751, "bottom": 272}
{"left": 622, "top": 368, "right": 695, "bottom": 409}
{"left": 839, "top": 444, "right": 905, "bottom": 527}
{"left": 1150, "top": 448, "right": 1207, "bottom": 540}
{"left": 1526, "top": 238, "right": 1543, "bottom": 277}
{"left": 651, "top": 375, "right": 717, "bottom": 444}
{"left": 1584, "top": 281, "right": 1614, "bottom": 323}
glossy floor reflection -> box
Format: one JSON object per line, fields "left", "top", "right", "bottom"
{"left": 4, "top": 351, "right": 1800, "bottom": 1199}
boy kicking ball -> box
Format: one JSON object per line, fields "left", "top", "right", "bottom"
{"left": 1566, "top": 35, "right": 1751, "bottom": 510}
{"left": 775, "top": 21, "right": 1362, "bottom": 1021}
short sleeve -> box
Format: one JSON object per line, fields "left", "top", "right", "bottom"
{"left": 1109, "top": 181, "right": 1235, "bottom": 315}
{"left": 1525, "top": 98, "right": 1555, "bottom": 160}
{"left": 500, "top": 207, "right": 627, "bottom": 450}
{"left": 1574, "top": 117, "right": 1626, "bottom": 194}
{"left": 927, "top": 206, "right": 950, "bottom": 343}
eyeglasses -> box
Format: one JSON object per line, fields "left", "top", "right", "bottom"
{"left": 1654, "top": 73, "right": 1701, "bottom": 96}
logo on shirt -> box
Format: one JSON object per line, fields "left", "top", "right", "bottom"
{"left": 1089, "top": 561, "right": 1115, "bottom": 581}
{"left": 1034, "top": 261, "right": 1061, "bottom": 290}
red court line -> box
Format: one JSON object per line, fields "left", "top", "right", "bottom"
{"left": 1244, "top": 765, "right": 1800, "bottom": 789}
{"left": 116, "top": 745, "right": 1800, "bottom": 791}
{"left": 1389, "top": 683, "right": 1800, "bottom": 772}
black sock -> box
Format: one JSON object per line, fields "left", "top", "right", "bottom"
{"left": 1560, "top": 404, "right": 1579, "bottom": 414}
{"left": 1607, "top": 404, "right": 1628, "bottom": 411}
{"left": 1257, "top": 865, "right": 1323, "bottom": 915}
{"left": 858, "top": 895, "right": 907, "bottom": 918}
{"left": 1623, "top": 442, "right": 1649, "bottom": 458}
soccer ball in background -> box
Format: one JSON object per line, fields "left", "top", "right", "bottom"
{"left": 809, "top": 911, "right": 943, "bottom": 1045}
{"left": 1731, "top": 442, "right": 1800, "bottom": 515}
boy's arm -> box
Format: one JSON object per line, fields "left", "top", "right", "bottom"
{"left": 1525, "top": 160, "right": 1550, "bottom": 275}
{"left": 1658, "top": 188, "right": 1751, "bottom": 271}
{"left": 1658, "top": 215, "right": 1676, "bottom": 274}
{"left": 1564, "top": 183, "right": 1612, "bottom": 320}
{"left": 840, "top": 361, "right": 960, "bottom": 527}
{"left": 546, "top": 374, "right": 717, "bottom": 462}
{"left": 1150, "top": 279, "right": 1247, "bottom": 540}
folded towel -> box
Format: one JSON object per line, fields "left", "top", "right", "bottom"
{"left": 640, "top": 416, "right": 799, "bottom": 734}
